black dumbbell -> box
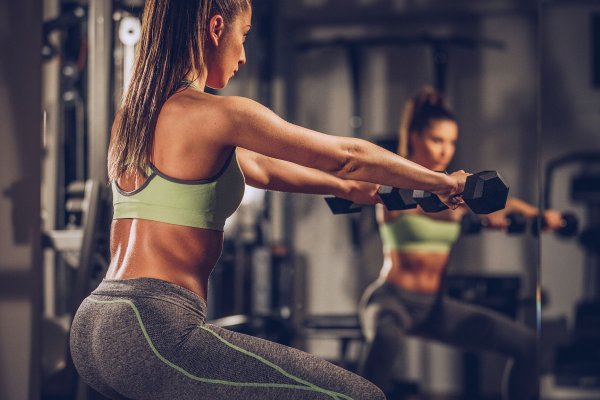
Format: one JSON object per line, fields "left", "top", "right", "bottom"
{"left": 531, "top": 212, "right": 579, "bottom": 237}
{"left": 413, "top": 171, "right": 509, "bottom": 214}
{"left": 412, "top": 190, "right": 449, "bottom": 213}
{"left": 324, "top": 197, "right": 362, "bottom": 214}
{"left": 378, "top": 186, "right": 417, "bottom": 211}
{"left": 460, "top": 212, "right": 527, "bottom": 235}
{"left": 506, "top": 213, "right": 528, "bottom": 234}
{"left": 325, "top": 186, "right": 417, "bottom": 214}
{"left": 463, "top": 171, "right": 509, "bottom": 214}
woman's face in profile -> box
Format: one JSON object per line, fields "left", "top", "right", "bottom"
{"left": 206, "top": 8, "right": 252, "bottom": 89}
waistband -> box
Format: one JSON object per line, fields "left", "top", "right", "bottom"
{"left": 91, "top": 278, "right": 207, "bottom": 321}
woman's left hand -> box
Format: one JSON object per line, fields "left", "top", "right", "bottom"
{"left": 484, "top": 212, "right": 509, "bottom": 230}
{"left": 542, "top": 209, "right": 564, "bottom": 231}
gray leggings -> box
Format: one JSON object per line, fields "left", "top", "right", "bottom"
{"left": 358, "top": 279, "right": 537, "bottom": 400}
{"left": 70, "top": 278, "right": 384, "bottom": 400}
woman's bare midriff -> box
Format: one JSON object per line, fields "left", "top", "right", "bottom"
{"left": 106, "top": 219, "right": 223, "bottom": 299}
{"left": 384, "top": 250, "right": 450, "bottom": 294}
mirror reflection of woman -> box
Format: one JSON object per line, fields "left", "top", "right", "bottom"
{"left": 358, "top": 87, "right": 561, "bottom": 400}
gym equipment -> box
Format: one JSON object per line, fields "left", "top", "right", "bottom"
{"left": 414, "top": 170, "right": 509, "bottom": 214}
{"left": 326, "top": 170, "right": 509, "bottom": 215}
{"left": 302, "top": 314, "right": 364, "bottom": 371}
{"left": 325, "top": 186, "right": 416, "bottom": 214}
{"left": 324, "top": 197, "right": 364, "bottom": 214}
{"left": 542, "top": 152, "right": 600, "bottom": 394}
{"left": 118, "top": 15, "right": 141, "bottom": 94}
{"left": 463, "top": 171, "right": 509, "bottom": 213}
{"left": 531, "top": 212, "right": 579, "bottom": 238}
{"left": 460, "top": 212, "right": 527, "bottom": 235}
{"left": 412, "top": 189, "right": 451, "bottom": 213}
{"left": 42, "top": 179, "right": 110, "bottom": 399}
{"left": 378, "top": 186, "right": 418, "bottom": 211}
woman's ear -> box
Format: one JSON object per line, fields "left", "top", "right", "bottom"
{"left": 208, "top": 15, "right": 225, "bottom": 46}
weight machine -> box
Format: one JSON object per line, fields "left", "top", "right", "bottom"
{"left": 541, "top": 152, "right": 600, "bottom": 398}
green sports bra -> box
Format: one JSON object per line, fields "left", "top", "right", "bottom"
{"left": 379, "top": 213, "right": 461, "bottom": 254}
{"left": 112, "top": 149, "right": 245, "bottom": 231}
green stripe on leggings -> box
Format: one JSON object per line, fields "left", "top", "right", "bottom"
{"left": 199, "top": 325, "right": 352, "bottom": 400}
{"left": 87, "top": 298, "right": 352, "bottom": 400}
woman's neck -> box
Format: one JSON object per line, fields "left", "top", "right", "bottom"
{"left": 184, "top": 68, "right": 208, "bottom": 91}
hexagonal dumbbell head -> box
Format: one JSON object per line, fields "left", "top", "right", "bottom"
{"left": 557, "top": 213, "right": 579, "bottom": 237}
{"left": 463, "top": 171, "right": 509, "bottom": 214}
{"left": 378, "top": 187, "right": 417, "bottom": 211}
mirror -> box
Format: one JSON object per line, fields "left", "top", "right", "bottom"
{"left": 283, "top": 1, "right": 539, "bottom": 398}
{"left": 539, "top": 1, "right": 600, "bottom": 398}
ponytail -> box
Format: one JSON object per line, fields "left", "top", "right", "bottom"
{"left": 397, "top": 86, "right": 456, "bottom": 157}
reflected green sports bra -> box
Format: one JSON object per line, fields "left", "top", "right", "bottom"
{"left": 112, "top": 149, "right": 245, "bottom": 231}
{"left": 379, "top": 214, "right": 461, "bottom": 254}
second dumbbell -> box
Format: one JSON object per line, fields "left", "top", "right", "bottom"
{"left": 531, "top": 212, "right": 579, "bottom": 238}
{"left": 460, "top": 213, "right": 527, "bottom": 235}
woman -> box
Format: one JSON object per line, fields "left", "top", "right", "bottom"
{"left": 69, "top": 2, "right": 468, "bottom": 399}
{"left": 358, "top": 86, "right": 562, "bottom": 400}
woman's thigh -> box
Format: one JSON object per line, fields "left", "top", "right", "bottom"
{"left": 414, "top": 296, "right": 536, "bottom": 358}
{"left": 72, "top": 295, "right": 384, "bottom": 400}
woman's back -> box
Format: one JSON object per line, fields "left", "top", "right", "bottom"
{"left": 106, "top": 89, "right": 243, "bottom": 299}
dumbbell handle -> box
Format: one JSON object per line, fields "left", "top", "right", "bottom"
{"left": 326, "top": 186, "right": 418, "bottom": 215}
{"left": 461, "top": 213, "right": 526, "bottom": 235}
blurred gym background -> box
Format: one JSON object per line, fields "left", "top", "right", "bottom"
{"left": 1, "top": 0, "right": 599, "bottom": 399}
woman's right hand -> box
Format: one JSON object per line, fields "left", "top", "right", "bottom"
{"left": 434, "top": 170, "right": 469, "bottom": 209}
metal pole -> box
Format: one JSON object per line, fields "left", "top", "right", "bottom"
{"left": 42, "top": 0, "right": 61, "bottom": 318}
{"left": 87, "top": 0, "right": 113, "bottom": 183}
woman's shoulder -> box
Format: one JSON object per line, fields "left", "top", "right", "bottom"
{"left": 160, "top": 91, "right": 260, "bottom": 127}
{"left": 157, "top": 91, "right": 227, "bottom": 132}
{"left": 161, "top": 89, "right": 219, "bottom": 115}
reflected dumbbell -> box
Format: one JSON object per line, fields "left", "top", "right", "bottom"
{"left": 460, "top": 213, "right": 527, "bottom": 235}
{"left": 413, "top": 171, "right": 509, "bottom": 214}
{"left": 531, "top": 212, "right": 579, "bottom": 238}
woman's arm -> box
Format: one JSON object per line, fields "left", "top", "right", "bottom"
{"left": 485, "top": 197, "right": 563, "bottom": 230}
{"left": 503, "top": 197, "right": 539, "bottom": 218}
{"left": 210, "top": 96, "right": 464, "bottom": 202}
{"left": 237, "top": 148, "right": 381, "bottom": 205}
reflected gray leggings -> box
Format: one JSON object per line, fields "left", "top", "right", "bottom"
{"left": 70, "top": 278, "right": 384, "bottom": 400}
{"left": 358, "top": 279, "right": 537, "bottom": 400}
